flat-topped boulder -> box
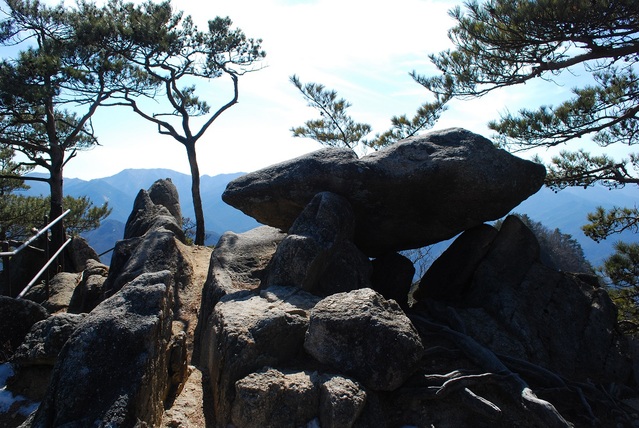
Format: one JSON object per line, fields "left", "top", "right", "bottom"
{"left": 222, "top": 128, "right": 545, "bottom": 256}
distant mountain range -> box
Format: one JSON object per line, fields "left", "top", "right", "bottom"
{"left": 24, "top": 169, "right": 259, "bottom": 263}
{"left": 24, "top": 168, "right": 638, "bottom": 267}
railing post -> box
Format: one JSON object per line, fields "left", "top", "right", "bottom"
{"left": 44, "top": 215, "right": 50, "bottom": 299}
{"left": 1, "top": 241, "right": 9, "bottom": 297}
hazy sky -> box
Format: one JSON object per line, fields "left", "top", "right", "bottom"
{"left": 13, "top": 0, "right": 606, "bottom": 179}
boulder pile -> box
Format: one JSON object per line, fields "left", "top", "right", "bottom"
{"left": 2, "top": 128, "right": 637, "bottom": 427}
{"left": 194, "top": 128, "right": 637, "bottom": 426}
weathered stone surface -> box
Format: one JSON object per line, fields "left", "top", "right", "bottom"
{"left": 304, "top": 288, "right": 424, "bottom": 391}
{"left": 313, "top": 241, "right": 372, "bottom": 296}
{"left": 68, "top": 259, "right": 109, "bottom": 314}
{"left": 370, "top": 252, "right": 415, "bottom": 309}
{"left": 264, "top": 192, "right": 372, "bottom": 295}
{"left": 148, "top": 178, "right": 182, "bottom": 227}
{"left": 223, "top": 128, "right": 545, "bottom": 256}
{"left": 12, "top": 313, "right": 86, "bottom": 366}
{"left": 124, "top": 188, "right": 185, "bottom": 243}
{"left": 29, "top": 271, "right": 174, "bottom": 427}
{"left": 204, "top": 286, "right": 320, "bottom": 426}
{"left": 319, "top": 375, "right": 367, "bottom": 428}
{"left": 414, "top": 224, "right": 498, "bottom": 302}
{"left": 102, "top": 228, "right": 191, "bottom": 300}
{"left": 193, "top": 225, "right": 285, "bottom": 366}
{"left": 460, "top": 263, "right": 631, "bottom": 384}
{"left": 465, "top": 215, "right": 541, "bottom": 306}
{"left": 22, "top": 272, "right": 80, "bottom": 313}
{"left": 67, "top": 235, "right": 100, "bottom": 272}
{"left": 415, "top": 216, "right": 632, "bottom": 384}
{"left": 0, "top": 296, "right": 48, "bottom": 363}
{"left": 1, "top": 242, "right": 46, "bottom": 298}
{"left": 231, "top": 368, "right": 320, "bottom": 428}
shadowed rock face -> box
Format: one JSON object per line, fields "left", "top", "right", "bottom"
{"left": 222, "top": 128, "right": 545, "bottom": 256}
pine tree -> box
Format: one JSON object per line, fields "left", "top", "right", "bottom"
{"left": 417, "top": 0, "right": 639, "bottom": 242}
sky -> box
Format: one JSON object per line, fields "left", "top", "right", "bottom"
{"left": 6, "top": 0, "right": 615, "bottom": 180}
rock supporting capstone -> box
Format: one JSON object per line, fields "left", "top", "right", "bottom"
{"left": 304, "top": 288, "right": 424, "bottom": 391}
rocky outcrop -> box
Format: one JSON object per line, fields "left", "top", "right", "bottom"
{"left": 305, "top": 288, "right": 424, "bottom": 391}
{"left": 263, "top": 191, "right": 372, "bottom": 296}
{"left": 5, "top": 128, "right": 636, "bottom": 427}
{"left": 0, "top": 297, "right": 48, "bottom": 363}
{"left": 67, "top": 259, "right": 109, "bottom": 314}
{"left": 123, "top": 181, "right": 185, "bottom": 243}
{"left": 16, "top": 178, "right": 194, "bottom": 427}
{"left": 102, "top": 179, "right": 191, "bottom": 301}
{"left": 223, "top": 128, "right": 545, "bottom": 256}
{"left": 12, "top": 313, "right": 86, "bottom": 367}
{"left": 21, "top": 272, "right": 79, "bottom": 314}
{"left": 198, "top": 129, "right": 636, "bottom": 427}
{"left": 148, "top": 178, "right": 183, "bottom": 227}
{"left": 192, "top": 225, "right": 286, "bottom": 366}
{"left": 231, "top": 368, "right": 320, "bottom": 428}
{"left": 202, "top": 286, "right": 320, "bottom": 425}
{"left": 29, "top": 271, "right": 174, "bottom": 427}
{"left": 67, "top": 235, "right": 100, "bottom": 272}
{"left": 414, "top": 215, "right": 631, "bottom": 384}
{"left": 318, "top": 374, "right": 367, "bottom": 428}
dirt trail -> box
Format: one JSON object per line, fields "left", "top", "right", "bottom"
{"left": 162, "top": 244, "right": 213, "bottom": 428}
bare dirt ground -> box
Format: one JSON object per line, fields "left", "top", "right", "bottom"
{"left": 162, "top": 243, "right": 214, "bottom": 428}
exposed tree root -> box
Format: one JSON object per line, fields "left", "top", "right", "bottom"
{"left": 408, "top": 312, "right": 574, "bottom": 428}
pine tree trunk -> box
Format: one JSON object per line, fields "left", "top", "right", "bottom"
{"left": 48, "top": 145, "right": 66, "bottom": 270}
{"left": 185, "top": 143, "right": 205, "bottom": 245}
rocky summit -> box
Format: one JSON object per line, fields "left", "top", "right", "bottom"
{"left": 2, "top": 129, "right": 639, "bottom": 428}
{"left": 223, "top": 128, "right": 545, "bottom": 256}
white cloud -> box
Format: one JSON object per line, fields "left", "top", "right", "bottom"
{"left": 31, "top": 0, "right": 615, "bottom": 179}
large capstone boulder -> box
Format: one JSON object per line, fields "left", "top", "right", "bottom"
{"left": 263, "top": 191, "right": 372, "bottom": 295}
{"left": 29, "top": 271, "right": 175, "bottom": 427}
{"left": 0, "top": 296, "right": 48, "bottom": 363}
{"left": 223, "top": 128, "right": 545, "bottom": 256}
{"left": 304, "top": 288, "right": 424, "bottom": 391}
{"left": 203, "top": 286, "right": 320, "bottom": 426}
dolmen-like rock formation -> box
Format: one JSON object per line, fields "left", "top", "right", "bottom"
{"left": 223, "top": 127, "right": 545, "bottom": 256}
{"left": 4, "top": 127, "right": 638, "bottom": 427}
{"left": 195, "top": 128, "right": 638, "bottom": 427}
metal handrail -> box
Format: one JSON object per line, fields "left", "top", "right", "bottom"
{"left": 1, "top": 209, "right": 72, "bottom": 298}
{"left": 17, "top": 237, "right": 72, "bottom": 299}
{"left": 0, "top": 209, "right": 71, "bottom": 257}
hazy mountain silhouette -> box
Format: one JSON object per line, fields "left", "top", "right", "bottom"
{"left": 24, "top": 169, "right": 258, "bottom": 263}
